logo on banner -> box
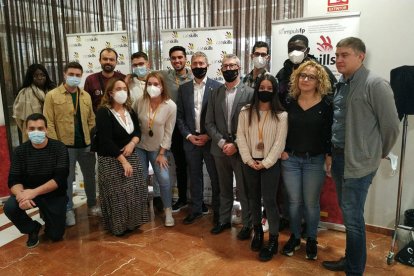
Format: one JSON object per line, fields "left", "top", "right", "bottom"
{"left": 83, "top": 46, "right": 96, "bottom": 58}
{"left": 278, "top": 27, "right": 305, "bottom": 35}
{"left": 113, "top": 36, "right": 128, "bottom": 48}
{"left": 187, "top": 43, "right": 195, "bottom": 55}
{"left": 212, "top": 68, "right": 224, "bottom": 82}
{"left": 225, "top": 32, "right": 232, "bottom": 39}
{"left": 118, "top": 54, "right": 126, "bottom": 65}
{"left": 197, "top": 38, "right": 214, "bottom": 50}
{"left": 86, "top": 62, "right": 94, "bottom": 73}
{"left": 73, "top": 52, "right": 80, "bottom": 62}
{"left": 105, "top": 42, "right": 112, "bottom": 48}
{"left": 220, "top": 51, "right": 228, "bottom": 59}
{"left": 327, "top": 0, "right": 349, "bottom": 12}
{"left": 184, "top": 31, "right": 198, "bottom": 38}
{"left": 164, "top": 31, "right": 179, "bottom": 44}
{"left": 217, "top": 32, "right": 233, "bottom": 45}
{"left": 86, "top": 36, "right": 98, "bottom": 42}
{"left": 316, "top": 35, "right": 336, "bottom": 65}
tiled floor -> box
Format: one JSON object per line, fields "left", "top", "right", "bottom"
{"left": 0, "top": 202, "right": 412, "bottom": 276}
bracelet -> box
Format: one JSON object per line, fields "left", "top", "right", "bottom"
{"left": 158, "top": 153, "right": 165, "bottom": 156}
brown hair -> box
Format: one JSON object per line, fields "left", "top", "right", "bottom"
{"left": 289, "top": 60, "right": 332, "bottom": 99}
{"left": 99, "top": 78, "right": 133, "bottom": 111}
{"left": 143, "top": 71, "right": 171, "bottom": 101}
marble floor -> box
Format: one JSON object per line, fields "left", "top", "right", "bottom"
{"left": 0, "top": 201, "right": 411, "bottom": 276}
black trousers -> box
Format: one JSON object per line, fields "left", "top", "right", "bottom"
{"left": 4, "top": 195, "right": 67, "bottom": 241}
{"left": 171, "top": 125, "right": 188, "bottom": 202}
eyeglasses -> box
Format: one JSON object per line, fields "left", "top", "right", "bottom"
{"left": 253, "top": 52, "right": 268, "bottom": 57}
{"left": 299, "top": 73, "right": 317, "bottom": 81}
{"left": 33, "top": 74, "right": 46, "bottom": 79}
{"left": 221, "top": 63, "right": 239, "bottom": 70}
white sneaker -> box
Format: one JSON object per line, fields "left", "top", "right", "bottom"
{"left": 88, "top": 205, "right": 102, "bottom": 217}
{"left": 164, "top": 207, "right": 175, "bottom": 227}
{"left": 66, "top": 210, "right": 76, "bottom": 226}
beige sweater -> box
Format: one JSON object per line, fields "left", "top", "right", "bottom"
{"left": 236, "top": 107, "right": 288, "bottom": 169}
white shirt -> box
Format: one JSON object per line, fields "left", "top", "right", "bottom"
{"left": 129, "top": 77, "right": 146, "bottom": 105}
{"left": 110, "top": 109, "right": 134, "bottom": 134}
{"left": 193, "top": 77, "right": 207, "bottom": 133}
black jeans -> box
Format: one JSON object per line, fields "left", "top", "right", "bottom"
{"left": 4, "top": 195, "right": 67, "bottom": 241}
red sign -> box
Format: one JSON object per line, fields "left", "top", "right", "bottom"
{"left": 327, "top": 0, "right": 349, "bottom": 12}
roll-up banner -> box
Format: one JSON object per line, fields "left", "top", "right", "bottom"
{"left": 67, "top": 31, "right": 131, "bottom": 88}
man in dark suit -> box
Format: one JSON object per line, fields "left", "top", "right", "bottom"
{"left": 206, "top": 54, "right": 254, "bottom": 240}
{"left": 176, "top": 51, "right": 222, "bottom": 225}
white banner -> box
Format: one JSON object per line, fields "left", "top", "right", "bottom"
{"left": 66, "top": 31, "right": 131, "bottom": 87}
{"left": 271, "top": 13, "right": 360, "bottom": 79}
{"left": 160, "top": 27, "right": 234, "bottom": 83}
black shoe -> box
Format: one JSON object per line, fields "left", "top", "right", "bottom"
{"left": 322, "top": 257, "right": 346, "bottom": 271}
{"left": 282, "top": 234, "right": 301, "bottom": 256}
{"left": 237, "top": 226, "right": 252, "bottom": 240}
{"left": 306, "top": 237, "right": 318, "bottom": 260}
{"left": 27, "top": 221, "right": 42, "bottom": 248}
{"left": 172, "top": 200, "right": 187, "bottom": 213}
{"left": 202, "top": 203, "right": 209, "bottom": 215}
{"left": 210, "top": 222, "right": 231, "bottom": 234}
{"left": 183, "top": 213, "right": 203, "bottom": 225}
{"left": 259, "top": 234, "right": 278, "bottom": 262}
{"left": 251, "top": 224, "right": 264, "bottom": 251}
{"left": 153, "top": 196, "right": 164, "bottom": 212}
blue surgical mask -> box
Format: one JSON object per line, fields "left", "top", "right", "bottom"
{"left": 133, "top": 66, "right": 148, "bottom": 78}
{"left": 66, "top": 76, "right": 81, "bottom": 87}
{"left": 28, "top": 130, "right": 46, "bottom": 145}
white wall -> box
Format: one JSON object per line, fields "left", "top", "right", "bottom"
{"left": 304, "top": 0, "right": 414, "bottom": 228}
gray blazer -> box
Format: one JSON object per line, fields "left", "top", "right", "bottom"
{"left": 176, "top": 78, "right": 222, "bottom": 151}
{"left": 205, "top": 82, "right": 254, "bottom": 157}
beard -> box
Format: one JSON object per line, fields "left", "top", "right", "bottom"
{"left": 101, "top": 64, "right": 115, "bottom": 73}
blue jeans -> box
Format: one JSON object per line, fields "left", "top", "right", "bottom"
{"left": 281, "top": 154, "right": 325, "bottom": 239}
{"left": 331, "top": 152, "right": 376, "bottom": 276}
{"left": 67, "top": 146, "right": 96, "bottom": 211}
{"left": 137, "top": 148, "right": 172, "bottom": 208}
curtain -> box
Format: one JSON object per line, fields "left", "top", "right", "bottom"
{"left": 0, "top": 0, "right": 303, "bottom": 148}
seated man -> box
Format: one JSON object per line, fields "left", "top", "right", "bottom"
{"left": 4, "top": 113, "right": 69, "bottom": 248}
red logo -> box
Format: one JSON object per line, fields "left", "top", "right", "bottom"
{"left": 327, "top": 0, "right": 349, "bottom": 12}
{"left": 317, "top": 35, "right": 333, "bottom": 52}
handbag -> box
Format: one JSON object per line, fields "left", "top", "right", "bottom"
{"left": 396, "top": 239, "right": 414, "bottom": 267}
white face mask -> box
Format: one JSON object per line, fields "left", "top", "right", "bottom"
{"left": 147, "top": 85, "right": 162, "bottom": 98}
{"left": 113, "top": 90, "right": 128, "bottom": 104}
{"left": 253, "top": 56, "right": 267, "bottom": 69}
{"left": 288, "top": 50, "right": 306, "bottom": 64}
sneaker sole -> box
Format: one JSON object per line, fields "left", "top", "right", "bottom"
{"left": 282, "top": 245, "right": 300, "bottom": 256}
{"left": 306, "top": 254, "right": 317, "bottom": 260}
{"left": 27, "top": 240, "right": 40, "bottom": 249}
{"left": 172, "top": 205, "right": 187, "bottom": 213}
{"left": 165, "top": 222, "right": 175, "bottom": 227}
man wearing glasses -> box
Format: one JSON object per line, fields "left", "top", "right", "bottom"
{"left": 206, "top": 54, "right": 254, "bottom": 240}
{"left": 243, "top": 41, "right": 271, "bottom": 88}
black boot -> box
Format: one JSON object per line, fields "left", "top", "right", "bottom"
{"left": 251, "top": 224, "right": 264, "bottom": 251}
{"left": 259, "top": 234, "right": 278, "bottom": 262}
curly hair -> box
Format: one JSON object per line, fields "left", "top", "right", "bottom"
{"left": 99, "top": 78, "right": 133, "bottom": 111}
{"left": 21, "top": 64, "right": 56, "bottom": 91}
{"left": 289, "top": 60, "right": 332, "bottom": 99}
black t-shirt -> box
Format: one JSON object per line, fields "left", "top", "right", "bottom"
{"left": 284, "top": 96, "right": 333, "bottom": 155}
{"left": 8, "top": 139, "right": 69, "bottom": 198}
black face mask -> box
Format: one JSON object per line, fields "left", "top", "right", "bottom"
{"left": 222, "top": 69, "right": 239, "bottom": 82}
{"left": 192, "top": 67, "right": 207, "bottom": 79}
{"left": 258, "top": 90, "right": 274, "bottom": 103}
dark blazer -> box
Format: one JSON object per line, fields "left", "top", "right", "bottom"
{"left": 205, "top": 82, "right": 254, "bottom": 157}
{"left": 176, "top": 78, "right": 222, "bottom": 151}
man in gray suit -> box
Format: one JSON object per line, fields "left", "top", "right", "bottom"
{"left": 206, "top": 54, "right": 254, "bottom": 240}
{"left": 176, "top": 51, "right": 222, "bottom": 225}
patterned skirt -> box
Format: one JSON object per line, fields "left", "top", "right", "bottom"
{"left": 98, "top": 150, "right": 149, "bottom": 235}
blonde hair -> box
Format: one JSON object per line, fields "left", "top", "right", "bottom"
{"left": 99, "top": 78, "right": 133, "bottom": 111}
{"left": 143, "top": 71, "right": 171, "bottom": 101}
{"left": 289, "top": 60, "right": 332, "bottom": 99}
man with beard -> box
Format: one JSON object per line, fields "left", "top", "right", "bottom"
{"left": 161, "top": 46, "right": 193, "bottom": 213}
{"left": 84, "top": 48, "right": 126, "bottom": 113}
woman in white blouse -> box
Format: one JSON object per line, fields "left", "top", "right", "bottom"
{"left": 236, "top": 74, "right": 288, "bottom": 261}
{"left": 134, "top": 71, "right": 177, "bottom": 227}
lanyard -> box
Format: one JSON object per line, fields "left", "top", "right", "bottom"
{"left": 148, "top": 101, "right": 160, "bottom": 136}
{"left": 256, "top": 111, "right": 269, "bottom": 151}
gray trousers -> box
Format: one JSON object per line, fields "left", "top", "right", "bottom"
{"left": 67, "top": 146, "right": 96, "bottom": 210}
{"left": 214, "top": 153, "right": 251, "bottom": 227}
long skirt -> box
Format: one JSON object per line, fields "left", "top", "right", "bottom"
{"left": 98, "top": 151, "right": 149, "bottom": 235}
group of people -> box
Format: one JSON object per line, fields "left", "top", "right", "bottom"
{"left": 6, "top": 34, "right": 400, "bottom": 276}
